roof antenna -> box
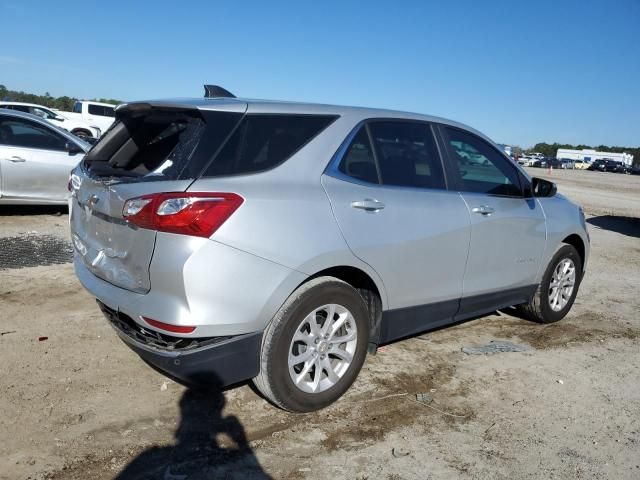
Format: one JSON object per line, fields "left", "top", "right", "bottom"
{"left": 204, "top": 85, "right": 236, "bottom": 98}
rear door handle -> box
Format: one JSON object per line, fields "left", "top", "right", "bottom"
{"left": 471, "top": 205, "right": 495, "bottom": 216}
{"left": 351, "top": 199, "right": 385, "bottom": 212}
{"left": 7, "top": 156, "right": 26, "bottom": 163}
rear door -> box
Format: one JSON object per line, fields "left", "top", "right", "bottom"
{"left": 70, "top": 102, "right": 246, "bottom": 293}
{"left": 437, "top": 125, "right": 546, "bottom": 317}
{"left": 322, "top": 120, "right": 471, "bottom": 338}
{"left": 0, "top": 115, "right": 80, "bottom": 202}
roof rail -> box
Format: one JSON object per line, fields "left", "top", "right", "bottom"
{"left": 203, "top": 85, "right": 236, "bottom": 99}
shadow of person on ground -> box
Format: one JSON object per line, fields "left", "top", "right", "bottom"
{"left": 116, "top": 377, "right": 272, "bottom": 480}
{"left": 587, "top": 215, "right": 640, "bottom": 239}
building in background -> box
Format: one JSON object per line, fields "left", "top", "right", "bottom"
{"left": 556, "top": 148, "right": 633, "bottom": 165}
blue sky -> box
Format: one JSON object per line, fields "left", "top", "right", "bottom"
{"left": 1, "top": 0, "right": 638, "bottom": 147}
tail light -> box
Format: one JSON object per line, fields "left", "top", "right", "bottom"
{"left": 123, "top": 192, "right": 243, "bottom": 238}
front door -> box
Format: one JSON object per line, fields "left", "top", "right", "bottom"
{"left": 438, "top": 125, "right": 546, "bottom": 317}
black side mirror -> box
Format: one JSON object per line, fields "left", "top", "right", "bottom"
{"left": 532, "top": 177, "right": 557, "bottom": 197}
{"left": 54, "top": 116, "right": 65, "bottom": 122}
{"left": 65, "top": 141, "right": 84, "bottom": 155}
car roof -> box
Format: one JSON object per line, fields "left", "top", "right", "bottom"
{"left": 0, "top": 108, "right": 90, "bottom": 150}
{"left": 124, "top": 96, "right": 493, "bottom": 143}
{"left": 0, "top": 101, "right": 54, "bottom": 109}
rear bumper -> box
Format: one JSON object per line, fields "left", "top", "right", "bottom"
{"left": 99, "top": 302, "right": 262, "bottom": 386}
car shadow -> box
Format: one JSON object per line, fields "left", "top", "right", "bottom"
{"left": 116, "top": 376, "right": 272, "bottom": 480}
{"left": 0, "top": 205, "right": 67, "bottom": 216}
{"left": 587, "top": 215, "right": 640, "bottom": 239}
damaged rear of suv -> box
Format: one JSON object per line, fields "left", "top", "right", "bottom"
{"left": 72, "top": 89, "right": 588, "bottom": 412}
{"left": 71, "top": 95, "right": 346, "bottom": 407}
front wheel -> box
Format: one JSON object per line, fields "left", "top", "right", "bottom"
{"left": 517, "top": 244, "right": 582, "bottom": 323}
{"left": 253, "top": 277, "right": 370, "bottom": 412}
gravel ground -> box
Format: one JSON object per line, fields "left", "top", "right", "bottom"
{"left": 0, "top": 168, "right": 639, "bottom": 480}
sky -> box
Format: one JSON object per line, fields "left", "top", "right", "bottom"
{"left": 1, "top": 0, "right": 638, "bottom": 148}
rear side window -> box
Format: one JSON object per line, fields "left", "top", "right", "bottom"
{"left": 338, "top": 127, "right": 379, "bottom": 184}
{"left": 88, "top": 104, "right": 116, "bottom": 117}
{"left": 369, "top": 121, "right": 446, "bottom": 190}
{"left": 203, "top": 115, "right": 337, "bottom": 177}
{"left": 442, "top": 127, "right": 522, "bottom": 197}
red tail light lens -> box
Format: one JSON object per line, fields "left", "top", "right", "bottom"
{"left": 123, "top": 192, "right": 243, "bottom": 238}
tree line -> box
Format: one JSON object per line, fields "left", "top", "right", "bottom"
{"left": 0, "top": 85, "right": 121, "bottom": 112}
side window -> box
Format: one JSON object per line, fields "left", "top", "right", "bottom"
{"left": 73, "top": 102, "right": 82, "bottom": 113}
{"left": 0, "top": 118, "right": 67, "bottom": 151}
{"left": 369, "top": 121, "right": 446, "bottom": 190}
{"left": 6, "top": 105, "right": 30, "bottom": 113}
{"left": 203, "top": 114, "right": 337, "bottom": 177}
{"left": 338, "top": 127, "right": 379, "bottom": 184}
{"left": 88, "top": 104, "right": 116, "bottom": 117}
{"left": 443, "top": 127, "right": 522, "bottom": 196}
{"left": 88, "top": 104, "right": 103, "bottom": 116}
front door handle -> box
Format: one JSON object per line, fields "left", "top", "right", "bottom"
{"left": 7, "top": 156, "right": 26, "bottom": 163}
{"left": 351, "top": 199, "right": 385, "bottom": 212}
{"left": 471, "top": 205, "right": 495, "bottom": 216}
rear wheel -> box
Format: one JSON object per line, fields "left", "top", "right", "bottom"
{"left": 518, "top": 244, "right": 582, "bottom": 323}
{"left": 253, "top": 277, "right": 369, "bottom": 412}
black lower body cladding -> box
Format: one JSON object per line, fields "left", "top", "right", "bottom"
{"left": 99, "top": 303, "right": 262, "bottom": 387}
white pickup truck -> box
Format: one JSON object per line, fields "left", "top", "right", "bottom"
{"left": 62, "top": 100, "right": 117, "bottom": 135}
{"left": 0, "top": 102, "right": 102, "bottom": 140}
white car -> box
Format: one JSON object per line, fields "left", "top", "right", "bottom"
{"left": 62, "top": 100, "right": 116, "bottom": 133}
{"left": 0, "top": 109, "right": 89, "bottom": 204}
{"left": 0, "top": 102, "right": 101, "bottom": 140}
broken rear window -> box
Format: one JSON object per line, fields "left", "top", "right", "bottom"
{"left": 83, "top": 108, "right": 242, "bottom": 180}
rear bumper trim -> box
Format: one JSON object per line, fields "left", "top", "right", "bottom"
{"left": 100, "top": 302, "right": 262, "bottom": 387}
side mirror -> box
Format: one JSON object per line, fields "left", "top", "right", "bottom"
{"left": 65, "top": 141, "right": 84, "bottom": 155}
{"left": 54, "top": 115, "right": 65, "bottom": 122}
{"left": 532, "top": 177, "right": 557, "bottom": 197}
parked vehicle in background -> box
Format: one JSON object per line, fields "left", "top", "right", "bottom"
{"left": 588, "top": 159, "right": 629, "bottom": 173}
{"left": 588, "top": 159, "right": 608, "bottom": 172}
{"left": 532, "top": 157, "right": 561, "bottom": 169}
{"left": 612, "top": 161, "right": 630, "bottom": 173}
{"left": 559, "top": 159, "right": 575, "bottom": 169}
{"left": 630, "top": 164, "right": 640, "bottom": 175}
{"left": 0, "top": 109, "right": 89, "bottom": 204}
{"left": 61, "top": 100, "right": 117, "bottom": 133}
{"left": 69, "top": 90, "right": 590, "bottom": 412}
{"left": 0, "top": 102, "right": 101, "bottom": 140}
{"left": 573, "top": 159, "right": 590, "bottom": 170}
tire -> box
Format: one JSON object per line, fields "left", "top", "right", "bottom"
{"left": 518, "top": 244, "right": 582, "bottom": 324}
{"left": 71, "top": 129, "right": 91, "bottom": 139}
{"left": 252, "top": 276, "right": 370, "bottom": 412}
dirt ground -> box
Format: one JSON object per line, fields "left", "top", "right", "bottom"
{"left": 1, "top": 168, "right": 639, "bottom": 480}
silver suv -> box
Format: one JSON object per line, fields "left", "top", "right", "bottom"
{"left": 70, "top": 91, "right": 589, "bottom": 412}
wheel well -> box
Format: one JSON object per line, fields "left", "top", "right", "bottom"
{"left": 562, "top": 234, "right": 585, "bottom": 268}
{"left": 307, "top": 266, "right": 383, "bottom": 352}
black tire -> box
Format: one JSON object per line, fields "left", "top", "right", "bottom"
{"left": 71, "top": 129, "right": 91, "bottom": 139}
{"left": 252, "top": 276, "right": 370, "bottom": 413}
{"left": 518, "top": 244, "right": 582, "bottom": 324}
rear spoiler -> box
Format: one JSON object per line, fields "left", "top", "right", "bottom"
{"left": 204, "top": 85, "right": 235, "bottom": 99}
